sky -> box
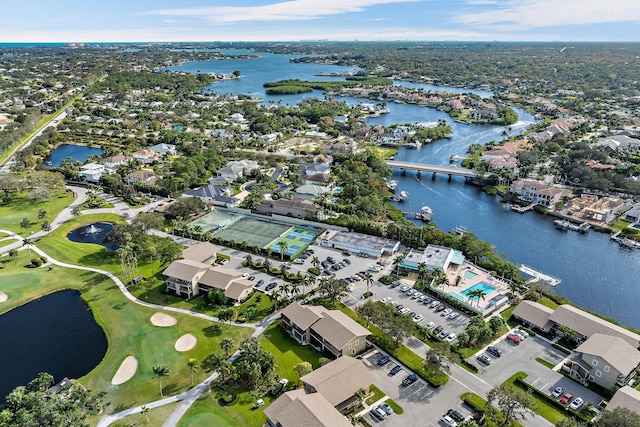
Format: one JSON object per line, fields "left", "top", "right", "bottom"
{"left": 1, "top": 0, "right": 639, "bottom": 43}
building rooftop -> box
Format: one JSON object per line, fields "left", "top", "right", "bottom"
{"left": 301, "top": 356, "right": 374, "bottom": 407}
{"left": 576, "top": 333, "right": 640, "bottom": 375}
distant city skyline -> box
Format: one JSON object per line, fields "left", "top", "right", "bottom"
{"left": 2, "top": 0, "right": 639, "bottom": 42}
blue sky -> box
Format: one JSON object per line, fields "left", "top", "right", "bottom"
{"left": 1, "top": 0, "right": 639, "bottom": 42}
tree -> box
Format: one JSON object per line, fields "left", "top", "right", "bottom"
{"left": 220, "top": 337, "right": 234, "bottom": 358}
{"left": 20, "top": 217, "right": 30, "bottom": 230}
{"left": 556, "top": 418, "right": 586, "bottom": 427}
{"left": 117, "top": 243, "right": 139, "bottom": 284}
{"left": 152, "top": 364, "right": 170, "bottom": 397}
{"left": 217, "top": 307, "right": 236, "bottom": 325}
{"left": 71, "top": 206, "right": 81, "bottom": 216}
{"left": 356, "top": 300, "right": 378, "bottom": 327}
{"left": 293, "top": 361, "right": 313, "bottom": 385}
{"left": 458, "top": 421, "right": 479, "bottom": 427}
{"left": 486, "top": 383, "right": 532, "bottom": 426}
{"left": 311, "top": 256, "right": 321, "bottom": 269}
{"left": 41, "top": 220, "right": 51, "bottom": 232}
{"left": 364, "top": 272, "right": 374, "bottom": 293}
{"left": 132, "top": 212, "right": 165, "bottom": 234}
{"left": 37, "top": 209, "right": 47, "bottom": 220}
{"left": 9, "top": 248, "right": 18, "bottom": 264}
{"left": 317, "top": 277, "right": 350, "bottom": 303}
{"left": 140, "top": 405, "right": 149, "bottom": 423}
{"left": 424, "top": 341, "right": 455, "bottom": 375}
{"left": 278, "top": 240, "right": 289, "bottom": 261}
{"left": 187, "top": 358, "right": 199, "bottom": 386}
{"left": 597, "top": 407, "right": 640, "bottom": 427}
{"left": 488, "top": 316, "right": 505, "bottom": 334}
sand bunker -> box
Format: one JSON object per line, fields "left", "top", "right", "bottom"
{"left": 111, "top": 356, "right": 138, "bottom": 385}
{"left": 150, "top": 312, "right": 177, "bottom": 327}
{"left": 0, "top": 292, "right": 7, "bottom": 303}
{"left": 175, "top": 334, "right": 197, "bottom": 352}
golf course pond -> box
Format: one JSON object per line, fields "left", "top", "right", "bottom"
{"left": 0, "top": 289, "right": 108, "bottom": 403}
{"left": 66, "top": 222, "right": 117, "bottom": 251}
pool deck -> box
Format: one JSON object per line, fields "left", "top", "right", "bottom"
{"left": 439, "top": 261, "right": 510, "bottom": 309}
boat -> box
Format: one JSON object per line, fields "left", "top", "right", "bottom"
{"left": 416, "top": 205, "right": 433, "bottom": 222}
{"left": 386, "top": 179, "right": 398, "bottom": 192}
{"left": 554, "top": 219, "right": 571, "bottom": 230}
{"left": 45, "top": 161, "right": 53, "bottom": 166}
{"left": 392, "top": 191, "right": 409, "bottom": 202}
{"left": 444, "top": 133, "right": 453, "bottom": 139}
{"left": 618, "top": 238, "right": 640, "bottom": 249}
{"left": 405, "top": 141, "right": 422, "bottom": 149}
{"left": 449, "top": 154, "right": 461, "bottom": 162}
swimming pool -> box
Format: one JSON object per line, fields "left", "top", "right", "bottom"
{"left": 462, "top": 282, "right": 496, "bottom": 299}
{"left": 463, "top": 270, "right": 478, "bottom": 279}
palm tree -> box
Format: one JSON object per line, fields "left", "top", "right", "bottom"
{"left": 278, "top": 240, "right": 289, "bottom": 261}
{"left": 152, "top": 364, "right": 170, "bottom": 397}
{"left": 187, "top": 358, "right": 199, "bottom": 386}
{"left": 220, "top": 337, "right": 234, "bottom": 358}
{"left": 140, "top": 405, "right": 149, "bottom": 423}
{"left": 417, "top": 262, "right": 429, "bottom": 283}
{"left": 311, "top": 256, "right": 321, "bottom": 269}
{"left": 364, "top": 273, "right": 374, "bottom": 294}
{"left": 9, "top": 248, "right": 18, "bottom": 264}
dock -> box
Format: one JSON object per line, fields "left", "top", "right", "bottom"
{"left": 519, "top": 264, "right": 561, "bottom": 286}
{"left": 511, "top": 203, "right": 536, "bottom": 213}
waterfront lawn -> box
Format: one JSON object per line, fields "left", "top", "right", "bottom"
{"left": 0, "top": 189, "right": 74, "bottom": 235}
{"left": 0, "top": 250, "right": 254, "bottom": 421}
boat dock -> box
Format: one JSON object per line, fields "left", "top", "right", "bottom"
{"left": 519, "top": 264, "right": 561, "bottom": 286}
{"left": 511, "top": 203, "right": 536, "bottom": 213}
{"left": 554, "top": 219, "right": 590, "bottom": 233}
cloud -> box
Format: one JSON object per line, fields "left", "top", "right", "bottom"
{"left": 455, "top": 0, "right": 640, "bottom": 28}
{"left": 145, "top": 0, "right": 420, "bottom": 23}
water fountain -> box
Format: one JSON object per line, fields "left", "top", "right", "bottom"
{"left": 67, "top": 222, "right": 116, "bottom": 251}
{"left": 83, "top": 224, "right": 102, "bottom": 235}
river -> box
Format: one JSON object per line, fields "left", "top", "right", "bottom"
{"left": 169, "top": 50, "right": 640, "bottom": 330}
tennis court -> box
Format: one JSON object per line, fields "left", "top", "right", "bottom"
{"left": 188, "top": 210, "right": 241, "bottom": 233}
{"left": 267, "top": 227, "right": 320, "bottom": 257}
{"left": 214, "top": 217, "right": 291, "bottom": 248}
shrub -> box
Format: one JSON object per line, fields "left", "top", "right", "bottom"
{"left": 308, "top": 267, "right": 321, "bottom": 276}
{"left": 31, "top": 258, "right": 43, "bottom": 267}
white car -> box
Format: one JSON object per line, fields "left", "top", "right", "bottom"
{"left": 440, "top": 415, "right": 458, "bottom": 427}
{"left": 429, "top": 300, "right": 440, "bottom": 308}
{"left": 406, "top": 289, "right": 414, "bottom": 296}
{"left": 388, "top": 300, "right": 397, "bottom": 306}
{"left": 400, "top": 285, "right": 409, "bottom": 292}
{"left": 381, "top": 297, "right": 391, "bottom": 303}
{"left": 448, "top": 311, "right": 459, "bottom": 319}
{"left": 569, "top": 397, "right": 584, "bottom": 410}
{"left": 400, "top": 307, "right": 411, "bottom": 315}
{"left": 426, "top": 321, "right": 436, "bottom": 329}
{"left": 410, "top": 291, "right": 420, "bottom": 299}
{"left": 441, "top": 308, "right": 452, "bottom": 316}
{"left": 444, "top": 333, "right": 457, "bottom": 343}
{"left": 413, "top": 314, "right": 424, "bottom": 323}
{"left": 241, "top": 272, "right": 250, "bottom": 278}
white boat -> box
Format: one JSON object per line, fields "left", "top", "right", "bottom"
{"left": 386, "top": 179, "right": 398, "bottom": 192}
{"left": 405, "top": 141, "right": 422, "bottom": 149}
{"left": 393, "top": 191, "right": 409, "bottom": 202}
{"left": 449, "top": 154, "right": 460, "bottom": 162}
{"left": 416, "top": 206, "right": 432, "bottom": 222}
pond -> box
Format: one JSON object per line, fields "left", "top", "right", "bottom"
{"left": 0, "top": 289, "right": 107, "bottom": 403}
{"left": 66, "top": 222, "right": 117, "bottom": 251}
{"left": 45, "top": 144, "right": 103, "bottom": 167}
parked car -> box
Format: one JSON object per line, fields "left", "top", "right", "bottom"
{"left": 429, "top": 300, "right": 440, "bottom": 308}
{"left": 395, "top": 304, "right": 404, "bottom": 311}
{"left": 444, "top": 333, "right": 457, "bottom": 343}
{"left": 551, "top": 386, "right": 563, "bottom": 398}
{"left": 379, "top": 402, "right": 393, "bottom": 415}
{"left": 400, "top": 285, "right": 409, "bottom": 292}
{"left": 342, "top": 258, "right": 351, "bottom": 265}
{"left": 487, "top": 346, "right": 502, "bottom": 357}
{"left": 242, "top": 272, "right": 250, "bottom": 278}
{"left": 569, "top": 397, "right": 584, "bottom": 410}
{"left": 560, "top": 392, "right": 574, "bottom": 404}
{"left": 441, "top": 308, "right": 452, "bottom": 316}
{"left": 448, "top": 311, "right": 459, "bottom": 320}
{"left": 438, "top": 329, "right": 450, "bottom": 339}
{"left": 413, "top": 314, "right": 424, "bottom": 323}
{"left": 447, "top": 409, "right": 466, "bottom": 422}
{"left": 506, "top": 334, "right": 521, "bottom": 345}
{"left": 255, "top": 279, "right": 265, "bottom": 287}
{"left": 423, "top": 297, "right": 433, "bottom": 305}
{"left": 426, "top": 321, "right": 436, "bottom": 329}
{"left": 440, "top": 415, "right": 458, "bottom": 427}
{"left": 265, "top": 282, "right": 278, "bottom": 291}
{"left": 247, "top": 275, "right": 256, "bottom": 281}
{"left": 370, "top": 406, "right": 386, "bottom": 420}
{"left": 389, "top": 365, "right": 402, "bottom": 376}
{"left": 406, "top": 289, "right": 415, "bottom": 296}
{"left": 342, "top": 250, "right": 351, "bottom": 256}
{"left": 400, "top": 307, "right": 411, "bottom": 315}
{"left": 435, "top": 304, "right": 446, "bottom": 312}
{"left": 433, "top": 325, "right": 443, "bottom": 335}
{"left": 477, "top": 354, "right": 491, "bottom": 365}
{"left": 377, "top": 355, "right": 391, "bottom": 366}
{"left": 402, "top": 373, "right": 418, "bottom": 386}
{"left": 293, "top": 259, "right": 305, "bottom": 265}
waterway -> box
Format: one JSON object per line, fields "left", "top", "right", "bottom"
{"left": 170, "top": 50, "right": 640, "bottom": 330}
{"left": 45, "top": 144, "right": 103, "bottom": 167}
{"left": 0, "top": 289, "right": 107, "bottom": 403}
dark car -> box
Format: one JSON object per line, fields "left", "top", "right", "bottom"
{"left": 447, "top": 409, "right": 465, "bottom": 422}
{"left": 402, "top": 373, "right": 418, "bottom": 386}
{"left": 487, "top": 346, "right": 502, "bottom": 357}
{"left": 389, "top": 365, "right": 402, "bottom": 376}
{"left": 342, "top": 250, "right": 351, "bottom": 256}
{"left": 265, "top": 282, "right": 278, "bottom": 291}
{"left": 342, "top": 258, "right": 351, "bottom": 265}
{"left": 433, "top": 325, "right": 444, "bottom": 335}
{"left": 255, "top": 279, "right": 265, "bottom": 287}
{"left": 477, "top": 354, "right": 491, "bottom": 365}
{"left": 377, "top": 355, "right": 391, "bottom": 366}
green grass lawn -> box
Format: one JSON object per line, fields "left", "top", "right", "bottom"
{"left": 0, "top": 189, "right": 74, "bottom": 235}
{"left": 111, "top": 401, "right": 180, "bottom": 427}
{"left": 505, "top": 372, "right": 567, "bottom": 425}
{"left": 0, "top": 250, "right": 254, "bottom": 424}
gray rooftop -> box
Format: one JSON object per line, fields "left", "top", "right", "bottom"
{"left": 576, "top": 333, "right": 640, "bottom": 375}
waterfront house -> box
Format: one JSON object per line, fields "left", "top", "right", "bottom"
{"left": 102, "top": 155, "right": 132, "bottom": 170}
{"left": 569, "top": 334, "right": 640, "bottom": 389}
{"left": 162, "top": 260, "right": 252, "bottom": 302}
{"left": 511, "top": 300, "right": 555, "bottom": 332}
{"left": 280, "top": 302, "right": 371, "bottom": 357}
{"left": 133, "top": 149, "right": 160, "bottom": 164}
{"left": 78, "top": 163, "right": 105, "bottom": 183}
{"left": 623, "top": 203, "right": 640, "bottom": 223}
{"left": 400, "top": 244, "right": 465, "bottom": 274}
{"left": 608, "top": 386, "right": 640, "bottom": 416}
{"left": 293, "top": 184, "right": 331, "bottom": 201}
{"left": 125, "top": 170, "right": 157, "bottom": 185}
{"left": 318, "top": 230, "right": 400, "bottom": 258}
{"left": 509, "top": 179, "right": 572, "bottom": 207}
{"left": 150, "top": 143, "right": 177, "bottom": 156}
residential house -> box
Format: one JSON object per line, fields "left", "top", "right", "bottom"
{"left": 207, "top": 176, "right": 233, "bottom": 187}
{"left": 78, "top": 163, "right": 105, "bottom": 183}
{"left": 280, "top": 302, "right": 371, "bottom": 357}
{"left": 102, "top": 155, "right": 132, "bottom": 170}
{"left": 568, "top": 194, "right": 627, "bottom": 223}
{"left": 264, "top": 389, "right": 352, "bottom": 427}
{"left": 255, "top": 198, "right": 318, "bottom": 220}
{"left": 162, "top": 259, "right": 253, "bottom": 302}
{"left": 511, "top": 300, "right": 555, "bottom": 332}
{"left": 623, "top": 203, "right": 640, "bottom": 223}
{"left": 509, "top": 179, "right": 572, "bottom": 207}
{"left": 182, "top": 184, "right": 240, "bottom": 208}
{"left": 302, "top": 163, "right": 331, "bottom": 176}
{"left": 608, "top": 386, "right": 640, "bottom": 416}
{"left": 133, "top": 149, "right": 161, "bottom": 164}
{"left": 230, "top": 113, "right": 247, "bottom": 123}
{"left": 125, "top": 170, "right": 157, "bottom": 185}
{"left": 569, "top": 334, "right": 640, "bottom": 389}
{"left": 302, "top": 173, "right": 331, "bottom": 186}
{"left": 181, "top": 242, "right": 220, "bottom": 264}
{"left": 150, "top": 143, "right": 177, "bottom": 156}
{"left": 593, "top": 135, "right": 640, "bottom": 152}
{"left": 217, "top": 160, "right": 260, "bottom": 181}
{"left": 293, "top": 184, "right": 331, "bottom": 201}
{"left": 318, "top": 230, "right": 400, "bottom": 258}
{"left": 300, "top": 356, "right": 374, "bottom": 412}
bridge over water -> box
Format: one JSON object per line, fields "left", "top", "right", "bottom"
{"left": 385, "top": 160, "right": 478, "bottom": 181}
